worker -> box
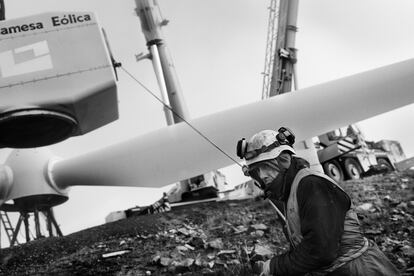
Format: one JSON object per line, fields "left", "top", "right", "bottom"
{"left": 236, "top": 128, "right": 400, "bottom": 276}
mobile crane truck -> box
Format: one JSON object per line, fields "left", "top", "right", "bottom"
{"left": 316, "top": 124, "right": 406, "bottom": 182}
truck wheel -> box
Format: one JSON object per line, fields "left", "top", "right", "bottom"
{"left": 377, "top": 158, "right": 393, "bottom": 172}
{"left": 323, "top": 161, "right": 344, "bottom": 182}
{"left": 344, "top": 158, "right": 363, "bottom": 179}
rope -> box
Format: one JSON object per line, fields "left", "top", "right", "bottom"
{"left": 120, "top": 66, "right": 244, "bottom": 168}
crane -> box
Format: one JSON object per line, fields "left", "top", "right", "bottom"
{"left": 1, "top": 2, "right": 414, "bottom": 248}
{"left": 262, "top": 0, "right": 408, "bottom": 182}
{"left": 135, "top": 0, "right": 226, "bottom": 203}
{"left": 262, "top": 0, "right": 298, "bottom": 99}
{"left": 261, "top": 0, "right": 322, "bottom": 172}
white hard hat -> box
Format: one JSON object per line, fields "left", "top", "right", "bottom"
{"left": 245, "top": 130, "right": 295, "bottom": 165}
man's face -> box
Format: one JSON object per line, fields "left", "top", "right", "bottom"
{"left": 250, "top": 161, "right": 280, "bottom": 186}
{"left": 247, "top": 153, "right": 292, "bottom": 186}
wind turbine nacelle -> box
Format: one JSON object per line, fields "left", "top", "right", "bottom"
{"left": 0, "top": 12, "right": 118, "bottom": 148}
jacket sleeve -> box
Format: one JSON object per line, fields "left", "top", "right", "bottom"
{"left": 270, "top": 175, "right": 351, "bottom": 275}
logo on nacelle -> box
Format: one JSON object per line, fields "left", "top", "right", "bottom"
{"left": 0, "top": 40, "right": 53, "bottom": 78}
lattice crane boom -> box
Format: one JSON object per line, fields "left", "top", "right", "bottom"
{"left": 261, "top": 0, "right": 280, "bottom": 99}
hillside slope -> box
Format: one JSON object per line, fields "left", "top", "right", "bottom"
{"left": 1, "top": 171, "right": 413, "bottom": 276}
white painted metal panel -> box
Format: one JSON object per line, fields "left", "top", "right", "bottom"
{"left": 0, "top": 12, "right": 118, "bottom": 135}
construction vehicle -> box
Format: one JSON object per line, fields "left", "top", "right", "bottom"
{"left": 105, "top": 193, "right": 171, "bottom": 223}
{"left": 316, "top": 124, "right": 406, "bottom": 182}
{"left": 135, "top": 0, "right": 227, "bottom": 203}
{"left": 166, "top": 170, "right": 228, "bottom": 203}
{"left": 2, "top": 1, "right": 414, "bottom": 245}
{"left": 261, "top": 0, "right": 408, "bottom": 182}
{"left": 261, "top": 0, "right": 323, "bottom": 172}
{"left": 219, "top": 180, "right": 263, "bottom": 201}
{"left": 105, "top": 174, "right": 229, "bottom": 223}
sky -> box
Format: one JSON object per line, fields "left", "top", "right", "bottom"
{"left": 1, "top": 0, "right": 414, "bottom": 238}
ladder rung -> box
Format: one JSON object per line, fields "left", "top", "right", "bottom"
{"left": 0, "top": 211, "right": 18, "bottom": 244}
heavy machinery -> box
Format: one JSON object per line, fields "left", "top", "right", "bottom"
{"left": 135, "top": 0, "right": 226, "bottom": 203}
{"left": 262, "top": 0, "right": 408, "bottom": 182}
{"left": 105, "top": 193, "right": 171, "bottom": 223}
{"left": 261, "top": 0, "right": 323, "bottom": 172}
{"left": 316, "top": 124, "right": 406, "bottom": 182}
{"left": 167, "top": 170, "right": 228, "bottom": 203}
{"left": 1, "top": 1, "right": 414, "bottom": 247}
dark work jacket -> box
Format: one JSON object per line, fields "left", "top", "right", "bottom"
{"left": 266, "top": 157, "right": 351, "bottom": 276}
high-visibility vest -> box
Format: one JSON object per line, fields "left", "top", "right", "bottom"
{"left": 285, "top": 168, "right": 369, "bottom": 273}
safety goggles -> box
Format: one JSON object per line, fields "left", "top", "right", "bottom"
{"left": 237, "top": 138, "right": 284, "bottom": 161}
{"left": 243, "top": 141, "right": 282, "bottom": 160}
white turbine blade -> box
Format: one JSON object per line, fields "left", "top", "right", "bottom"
{"left": 52, "top": 58, "right": 414, "bottom": 189}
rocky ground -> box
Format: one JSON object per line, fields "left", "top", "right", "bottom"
{"left": 0, "top": 170, "right": 413, "bottom": 276}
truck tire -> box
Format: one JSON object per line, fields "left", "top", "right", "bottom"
{"left": 323, "top": 160, "right": 344, "bottom": 182}
{"left": 344, "top": 158, "right": 363, "bottom": 180}
{"left": 377, "top": 158, "right": 393, "bottom": 172}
